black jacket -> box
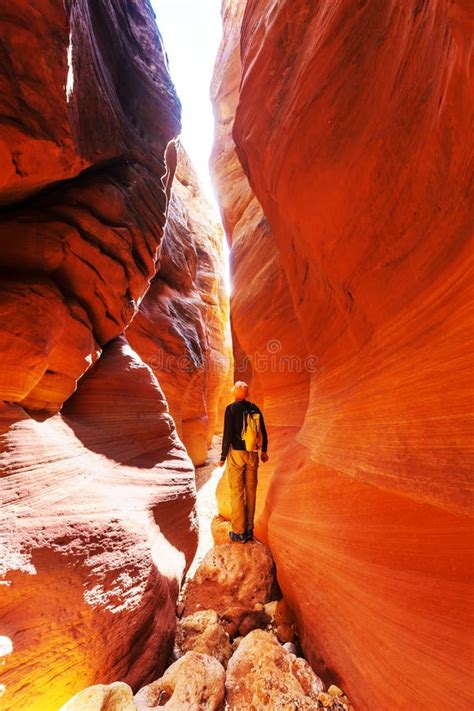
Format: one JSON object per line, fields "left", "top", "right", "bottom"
{"left": 220, "top": 400, "right": 268, "bottom": 460}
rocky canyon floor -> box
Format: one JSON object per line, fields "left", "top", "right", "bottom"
{"left": 61, "top": 436, "right": 355, "bottom": 711}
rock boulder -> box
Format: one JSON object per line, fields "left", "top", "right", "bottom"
{"left": 60, "top": 682, "right": 136, "bottom": 711}
{"left": 1, "top": 339, "right": 197, "bottom": 709}
{"left": 183, "top": 542, "right": 275, "bottom": 617}
{"left": 226, "top": 629, "right": 325, "bottom": 710}
{"left": 175, "top": 610, "right": 232, "bottom": 667}
{"left": 134, "top": 652, "right": 225, "bottom": 711}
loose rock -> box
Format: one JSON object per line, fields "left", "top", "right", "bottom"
{"left": 60, "top": 682, "right": 136, "bottom": 710}
{"left": 175, "top": 609, "right": 231, "bottom": 667}
{"left": 220, "top": 606, "right": 272, "bottom": 639}
{"left": 275, "top": 597, "right": 296, "bottom": 626}
{"left": 135, "top": 652, "right": 225, "bottom": 711}
{"left": 183, "top": 541, "right": 274, "bottom": 616}
{"left": 238, "top": 609, "right": 271, "bottom": 637}
{"left": 211, "top": 514, "right": 232, "bottom": 545}
{"left": 264, "top": 600, "right": 278, "bottom": 619}
{"left": 226, "top": 629, "right": 325, "bottom": 710}
{"left": 231, "top": 636, "right": 243, "bottom": 653}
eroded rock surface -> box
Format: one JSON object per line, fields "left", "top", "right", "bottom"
{"left": 1, "top": 339, "right": 197, "bottom": 709}
{"left": 183, "top": 541, "right": 275, "bottom": 617}
{"left": 211, "top": 514, "right": 232, "bottom": 545}
{"left": 0, "top": 0, "right": 180, "bottom": 409}
{"left": 128, "top": 149, "right": 233, "bottom": 466}
{"left": 211, "top": 1, "right": 474, "bottom": 709}
{"left": 60, "top": 681, "right": 137, "bottom": 711}
{"left": 175, "top": 610, "right": 232, "bottom": 667}
{"left": 134, "top": 651, "right": 225, "bottom": 711}
{"left": 226, "top": 629, "right": 328, "bottom": 710}
{"left": 0, "top": 2, "right": 206, "bottom": 709}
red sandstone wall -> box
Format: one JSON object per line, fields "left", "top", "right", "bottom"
{"left": 0, "top": 1, "right": 227, "bottom": 708}
{"left": 0, "top": 0, "right": 180, "bottom": 409}
{"left": 128, "top": 148, "right": 233, "bottom": 466}
{"left": 212, "top": 1, "right": 474, "bottom": 709}
{"left": 0, "top": 338, "right": 197, "bottom": 710}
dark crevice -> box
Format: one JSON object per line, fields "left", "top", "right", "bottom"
{"left": 0, "top": 154, "right": 150, "bottom": 217}
{"left": 10, "top": 153, "right": 23, "bottom": 177}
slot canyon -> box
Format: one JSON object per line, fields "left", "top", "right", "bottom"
{"left": 0, "top": 1, "right": 472, "bottom": 710}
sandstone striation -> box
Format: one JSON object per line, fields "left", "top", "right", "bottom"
{"left": 0, "top": 1, "right": 207, "bottom": 708}
{"left": 0, "top": 339, "right": 197, "bottom": 709}
{"left": 211, "top": 1, "right": 474, "bottom": 709}
{"left": 127, "top": 149, "right": 233, "bottom": 466}
{"left": 0, "top": 0, "right": 180, "bottom": 409}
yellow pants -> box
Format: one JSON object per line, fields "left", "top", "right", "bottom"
{"left": 227, "top": 447, "right": 259, "bottom": 535}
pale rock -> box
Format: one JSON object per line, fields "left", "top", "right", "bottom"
{"left": 211, "top": 514, "right": 232, "bottom": 546}
{"left": 264, "top": 600, "right": 278, "bottom": 619}
{"left": 318, "top": 691, "right": 335, "bottom": 707}
{"left": 184, "top": 542, "right": 274, "bottom": 616}
{"left": 175, "top": 609, "right": 231, "bottom": 667}
{"left": 226, "top": 629, "right": 325, "bottom": 710}
{"left": 135, "top": 652, "right": 225, "bottom": 711}
{"left": 60, "top": 682, "right": 137, "bottom": 711}
{"left": 293, "top": 657, "right": 325, "bottom": 696}
{"left": 231, "top": 636, "right": 243, "bottom": 653}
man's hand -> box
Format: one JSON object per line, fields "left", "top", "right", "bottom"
{"left": 217, "top": 460, "right": 225, "bottom": 468}
{"left": 260, "top": 452, "right": 269, "bottom": 463}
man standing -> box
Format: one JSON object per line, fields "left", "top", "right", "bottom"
{"left": 218, "top": 381, "right": 269, "bottom": 542}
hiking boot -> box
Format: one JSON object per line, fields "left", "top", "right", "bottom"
{"left": 229, "top": 531, "right": 246, "bottom": 543}
{"left": 245, "top": 528, "right": 254, "bottom": 541}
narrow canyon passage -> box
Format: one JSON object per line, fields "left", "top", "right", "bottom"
{"left": 0, "top": 1, "right": 472, "bottom": 711}
{"left": 62, "top": 438, "right": 356, "bottom": 710}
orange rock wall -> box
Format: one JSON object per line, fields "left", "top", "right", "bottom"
{"left": 0, "top": 1, "right": 229, "bottom": 707}
{"left": 128, "top": 149, "right": 233, "bottom": 466}
{"left": 0, "top": 338, "right": 197, "bottom": 710}
{"left": 0, "top": 0, "right": 179, "bottom": 410}
{"left": 212, "top": 1, "right": 474, "bottom": 709}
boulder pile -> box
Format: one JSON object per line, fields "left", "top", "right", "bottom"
{"left": 61, "top": 541, "right": 354, "bottom": 710}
